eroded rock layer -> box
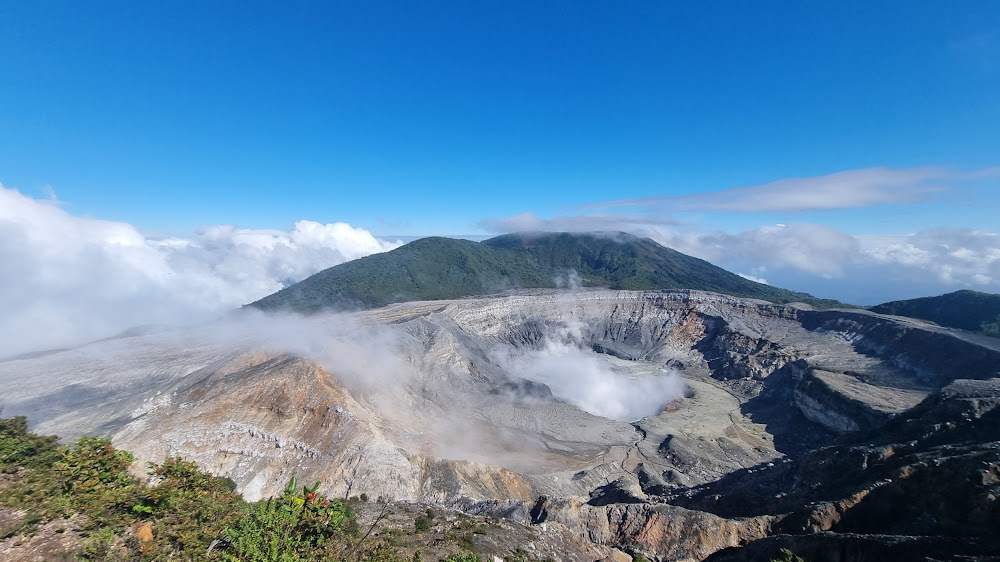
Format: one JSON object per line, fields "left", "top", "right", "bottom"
{"left": 2, "top": 289, "right": 998, "bottom": 560}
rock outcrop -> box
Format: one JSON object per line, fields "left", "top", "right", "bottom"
{"left": 2, "top": 289, "right": 999, "bottom": 560}
{"left": 680, "top": 378, "right": 1000, "bottom": 560}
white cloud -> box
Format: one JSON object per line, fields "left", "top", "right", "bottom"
{"left": 586, "top": 167, "right": 972, "bottom": 213}
{"left": 650, "top": 226, "right": 1000, "bottom": 300}
{"left": 670, "top": 227, "right": 1000, "bottom": 303}
{"left": 737, "top": 273, "right": 769, "bottom": 285}
{"left": 480, "top": 215, "right": 860, "bottom": 279}
{"left": 480, "top": 211, "right": 1000, "bottom": 303}
{"left": 648, "top": 223, "right": 860, "bottom": 278}
{"left": 859, "top": 230, "right": 1000, "bottom": 288}
{"left": 0, "top": 184, "right": 402, "bottom": 358}
{"left": 483, "top": 217, "right": 859, "bottom": 278}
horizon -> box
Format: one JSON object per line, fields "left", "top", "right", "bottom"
{"left": 2, "top": 2, "right": 999, "bottom": 355}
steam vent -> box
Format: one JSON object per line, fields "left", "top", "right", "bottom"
{"left": 5, "top": 289, "right": 999, "bottom": 560}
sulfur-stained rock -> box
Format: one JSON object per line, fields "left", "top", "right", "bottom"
{"left": 3, "top": 290, "right": 1000, "bottom": 560}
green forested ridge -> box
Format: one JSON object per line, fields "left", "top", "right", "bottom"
{"left": 870, "top": 289, "right": 1000, "bottom": 336}
{"left": 249, "top": 232, "right": 843, "bottom": 312}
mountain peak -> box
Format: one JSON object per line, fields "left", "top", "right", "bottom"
{"left": 249, "top": 232, "right": 841, "bottom": 312}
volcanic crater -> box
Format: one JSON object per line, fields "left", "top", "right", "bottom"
{"left": 3, "top": 289, "right": 999, "bottom": 560}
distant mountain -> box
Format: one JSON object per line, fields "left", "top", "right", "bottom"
{"left": 248, "top": 232, "right": 844, "bottom": 313}
{"left": 869, "top": 289, "right": 1000, "bottom": 336}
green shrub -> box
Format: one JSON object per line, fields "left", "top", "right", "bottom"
{"left": 770, "top": 549, "right": 807, "bottom": 562}
{"left": 0, "top": 416, "right": 66, "bottom": 531}
{"left": 0, "top": 416, "right": 408, "bottom": 562}
{"left": 54, "top": 436, "right": 138, "bottom": 531}
{"left": 0, "top": 416, "right": 60, "bottom": 471}
{"left": 79, "top": 526, "right": 125, "bottom": 560}
{"left": 358, "top": 539, "right": 401, "bottom": 562}
{"left": 414, "top": 511, "right": 433, "bottom": 532}
{"left": 221, "top": 476, "right": 356, "bottom": 562}
{"left": 509, "top": 547, "right": 530, "bottom": 562}
{"left": 56, "top": 436, "right": 135, "bottom": 493}
{"left": 129, "top": 457, "right": 244, "bottom": 556}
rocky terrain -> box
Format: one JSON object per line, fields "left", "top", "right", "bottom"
{"left": 2, "top": 289, "right": 998, "bottom": 560}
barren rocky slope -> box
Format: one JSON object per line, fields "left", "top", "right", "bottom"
{"left": 2, "top": 289, "right": 998, "bottom": 560}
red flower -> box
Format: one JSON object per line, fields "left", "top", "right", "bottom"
{"left": 321, "top": 499, "right": 330, "bottom": 507}
{"left": 306, "top": 492, "right": 318, "bottom": 503}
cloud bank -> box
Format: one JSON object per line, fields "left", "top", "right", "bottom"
{"left": 0, "top": 184, "right": 401, "bottom": 358}
{"left": 479, "top": 213, "right": 1000, "bottom": 304}
{"left": 5, "top": 163, "right": 999, "bottom": 358}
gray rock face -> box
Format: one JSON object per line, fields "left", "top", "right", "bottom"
{"left": 2, "top": 289, "right": 998, "bottom": 560}
{"left": 687, "top": 376, "right": 1000, "bottom": 561}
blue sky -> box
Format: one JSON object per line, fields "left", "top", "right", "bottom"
{"left": 1, "top": 1, "right": 999, "bottom": 346}
{"left": 2, "top": 1, "right": 998, "bottom": 234}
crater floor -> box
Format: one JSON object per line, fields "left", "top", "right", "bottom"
{"left": 3, "top": 289, "right": 998, "bottom": 560}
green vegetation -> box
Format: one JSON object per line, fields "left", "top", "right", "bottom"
{"left": 0, "top": 415, "right": 245, "bottom": 559}
{"left": 770, "top": 548, "right": 807, "bottom": 562}
{"left": 414, "top": 509, "right": 434, "bottom": 532}
{"left": 250, "top": 232, "right": 844, "bottom": 312}
{"left": 869, "top": 289, "right": 1000, "bottom": 337}
{"left": 0, "top": 413, "right": 821, "bottom": 561}
{"left": 220, "top": 477, "right": 360, "bottom": 562}
{"left": 507, "top": 547, "right": 530, "bottom": 562}
{"left": 0, "top": 415, "right": 494, "bottom": 561}
{"left": 442, "top": 554, "right": 479, "bottom": 562}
